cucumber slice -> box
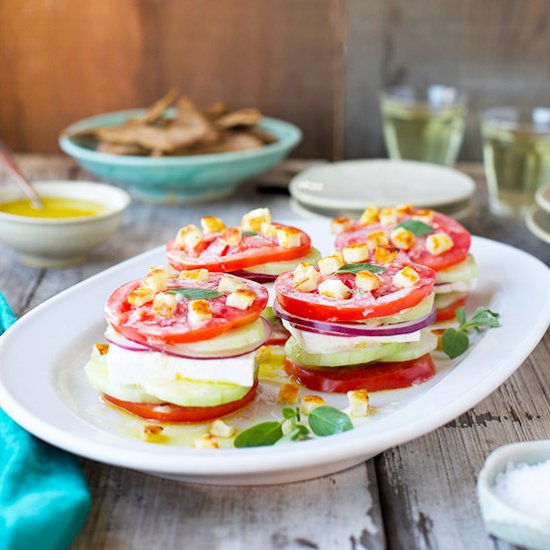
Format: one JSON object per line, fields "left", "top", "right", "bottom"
{"left": 175, "top": 318, "right": 267, "bottom": 354}
{"left": 285, "top": 336, "right": 404, "bottom": 367}
{"left": 86, "top": 353, "right": 255, "bottom": 407}
{"left": 245, "top": 247, "right": 322, "bottom": 275}
{"left": 435, "top": 255, "right": 478, "bottom": 284}
{"left": 358, "top": 294, "right": 435, "bottom": 327}
{"left": 85, "top": 356, "right": 162, "bottom": 404}
{"left": 379, "top": 330, "right": 437, "bottom": 362}
{"left": 434, "top": 292, "right": 467, "bottom": 309}
{"left": 140, "top": 378, "right": 252, "bottom": 407}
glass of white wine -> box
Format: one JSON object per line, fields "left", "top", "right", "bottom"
{"left": 482, "top": 107, "right": 550, "bottom": 217}
{"left": 380, "top": 85, "right": 468, "bottom": 166}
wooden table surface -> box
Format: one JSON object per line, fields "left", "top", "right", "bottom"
{"left": 1, "top": 156, "right": 548, "bottom": 550}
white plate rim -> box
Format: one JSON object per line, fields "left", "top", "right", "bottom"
{"left": 0, "top": 230, "right": 547, "bottom": 478}
{"left": 526, "top": 204, "right": 550, "bottom": 245}
{"left": 289, "top": 159, "right": 476, "bottom": 211}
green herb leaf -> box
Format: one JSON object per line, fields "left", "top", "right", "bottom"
{"left": 336, "top": 263, "right": 386, "bottom": 275}
{"left": 234, "top": 422, "right": 283, "bottom": 448}
{"left": 395, "top": 219, "right": 434, "bottom": 235}
{"left": 467, "top": 307, "right": 501, "bottom": 330}
{"left": 167, "top": 288, "right": 223, "bottom": 300}
{"left": 308, "top": 406, "right": 353, "bottom": 436}
{"left": 287, "top": 425, "right": 310, "bottom": 441}
{"left": 441, "top": 328, "right": 470, "bottom": 359}
{"left": 455, "top": 306, "right": 466, "bottom": 326}
{"left": 282, "top": 407, "right": 297, "bottom": 420}
{"left": 242, "top": 230, "right": 258, "bottom": 237}
{"left": 441, "top": 307, "right": 500, "bottom": 359}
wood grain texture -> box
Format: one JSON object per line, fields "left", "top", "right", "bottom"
{"left": 0, "top": 156, "right": 547, "bottom": 550}
{"left": 344, "top": 0, "right": 550, "bottom": 160}
{"left": 0, "top": 0, "right": 343, "bottom": 158}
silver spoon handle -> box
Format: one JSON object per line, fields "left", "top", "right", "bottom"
{"left": 0, "top": 140, "right": 44, "bottom": 209}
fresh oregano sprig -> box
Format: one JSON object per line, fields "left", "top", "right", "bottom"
{"left": 336, "top": 263, "right": 386, "bottom": 275}
{"left": 167, "top": 288, "right": 223, "bottom": 300}
{"left": 394, "top": 219, "right": 434, "bottom": 235}
{"left": 442, "top": 306, "right": 500, "bottom": 359}
{"left": 233, "top": 406, "right": 353, "bottom": 448}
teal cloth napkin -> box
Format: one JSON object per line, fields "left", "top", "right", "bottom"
{"left": 0, "top": 293, "right": 90, "bottom": 550}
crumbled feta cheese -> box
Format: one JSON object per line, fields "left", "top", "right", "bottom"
{"left": 390, "top": 227, "right": 416, "bottom": 250}
{"left": 346, "top": 390, "right": 370, "bottom": 417}
{"left": 178, "top": 268, "right": 209, "bottom": 282}
{"left": 355, "top": 270, "right": 380, "bottom": 292}
{"left": 278, "top": 383, "right": 300, "bottom": 405}
{"left": 426, "top": 232, "right": 454, "bottom": 256}
{"left": 393, "top": 266, "right": 420, "bottom": 288}
{"left": 226, "top": 289, "right": 255, "bottom": 310}
{"left": 200, "top": 216, "right": 225, "bottom": 234}
{"left": 143, "top": 266, "right": 173, "bottom": 292}
{"left": 318, "top": 253, "right": 345, "bottom": 275}
{"left": 127, "top": 286, "right": 155, "bottom": 307}
{"left": 220, "top": 227, "right": 242, "bottom": 247}
{"left": 152, "top": 292, "right": 178, "bottom": 318}
{"left": 292, "top": 263, "right": 320, "bottom": 292}
{"left": 379, "top": 207, "right": 397, "bottom": 226}
{"left": 343, "top": 243, "right": 370, "bottom": 263}
{"left": 188, "top": 299, "right": 212, "bottom": 325}
{"left": 412, "top": 209, "right": 434, "bottom": 223}
{"left": 276, "top": 226, "right": 302, "bottom": 248}
{"left": 94, "top": 343, "right": 109, "bottom": 356}
{"left": 359, "top": 205, "right": 379, "bottom": 225}
{"left": 218, "top": 274, "right": 248, "bottom": 294}
{"left": 396, "top": 204, "right": 415, "bottom": 216}
{"left": 176, "top": 224, "right": 203, "bottom": 249}
{"left": 141, "top": 425, "right": 164, "bottom": 443}
{"left": 318, "top": 279, "right": 352, "bottom": 300}
{"left": 366, "top": 230, "right": 389, "bottom": 251}
{"left": 330, "top": 216, "right": 352, "bottom": 234}
{"left": 242, "top": 207, "right": 271, "bottom": 232}
{"left": 300, "top": 395, "right": 326, "bottom": 415}
{"left": 374, "top": 245, "right": 399, "bottom": 263}
{"left": 260, "top": 222, "right": 277, "bottom": 238}
{"left": 194, "top": 434, "right": 219, "bottom": 449}
{"left": 209, "top": 419, "right": 235, "bottom": 438}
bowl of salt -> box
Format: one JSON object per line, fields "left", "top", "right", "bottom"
{"left": 478, "top": 440, "right": 550, "bottom": 550}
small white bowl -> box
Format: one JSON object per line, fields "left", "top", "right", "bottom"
{"left": 478, "top": 441, "right": 550, "bottom": 549}
{"left": 0, "top": 181, "right": 130, "bottom": 268}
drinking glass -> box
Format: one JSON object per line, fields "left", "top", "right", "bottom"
{"left": 380, "top": 85, "right": 468, "bottom": 166}
{"left": 481, "top": 107, "right": 550, "bottom": 217}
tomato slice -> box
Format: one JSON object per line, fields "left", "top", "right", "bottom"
{"left": 284, "top": 354, "right": 436, "bottom": 393}
{"left": 103, "top": 381, "right": 258, "bottom": 423}
{"left": 335, "top": 211, "right": 471, "bottom": 271}
{"left": 275, "top": 262, "right": 435, "bottom": 323}
{"left": 435, "top": 296, "right": 467, "bottom": 322}
{"left": 167, "top": 223, "right": 312, "bottom": 272}
{"left": 105, "top": 272, "right": 268, "bottom": 345}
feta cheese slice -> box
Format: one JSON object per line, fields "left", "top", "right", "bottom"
{"left": 176, "top": 224, "right": 203, "bottom": 249}
{"left": 318, "top": 279, "right": 351, "bottom": 300}
{"left": 342, "top": 243, "right": 369, "bottom": 263}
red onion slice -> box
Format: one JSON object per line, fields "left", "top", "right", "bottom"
{"left": 273, "top": 301, "right": 436, "bottom": 338}
{"left": 231, "top": 270, "right": 277, "bottom": 283}
{"left": 105, "top": 326, "right": 149, "bottom": 352}
{"left": 123, "top": 317, "right": 273, "bottom": 360}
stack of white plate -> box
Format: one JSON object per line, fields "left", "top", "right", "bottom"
{"left": 526, "top": 187, "right": 550, "bottom": 244}
{"left": 289, "top": 159, "right": 476, "bottom": 220}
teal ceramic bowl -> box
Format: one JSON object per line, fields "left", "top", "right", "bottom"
{"left": 59, "top": 109, "right": 301, "bottom": 204}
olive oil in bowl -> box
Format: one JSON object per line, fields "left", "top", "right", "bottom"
{"left": 0, "top": 197, "right": 106, "bottom": 219}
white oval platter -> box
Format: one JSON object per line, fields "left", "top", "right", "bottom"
{"left": 0, "top": 220, "right": 548, "bottom": 485}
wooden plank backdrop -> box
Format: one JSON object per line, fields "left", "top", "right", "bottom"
{"left": 1, "top": 0, "right": 550, "bottom": 160}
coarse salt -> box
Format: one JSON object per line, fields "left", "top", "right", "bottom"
{"left": 493, "top": 459, "right": 550, "bottom": 520}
